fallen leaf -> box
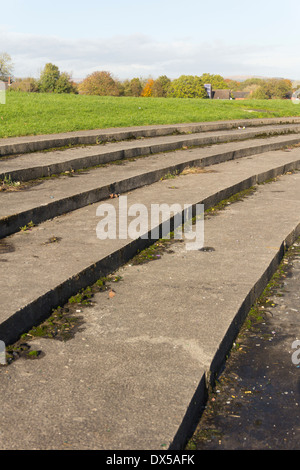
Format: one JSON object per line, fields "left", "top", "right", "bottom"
{"left": 109, "top": 289, "right": 116, "bottom": 299}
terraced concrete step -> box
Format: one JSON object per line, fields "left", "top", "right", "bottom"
{"left": 1, "top": 134, "right": 300, "bottom": 239}
{"left": 1, "top": 116, "right": 300, "bottom": 157}
{"left": 2, "top": 123, "right": 300, "bottom": 182}
{"left": 1, "top": 146, "right": 300, "bottom": 347}
{"left": 0, "top": 167, "right": 299, "bottom": 450}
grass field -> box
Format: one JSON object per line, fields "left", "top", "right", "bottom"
{"left": 1, "top": 91, "right": 300, "bottom": 139}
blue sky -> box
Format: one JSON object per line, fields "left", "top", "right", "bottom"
{"left": 1, "top": 0, "right": 300, "bottom": 80}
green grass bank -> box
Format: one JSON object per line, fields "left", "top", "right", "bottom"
{"left": 1, "top": 91, "right": 300, "bottom": 138}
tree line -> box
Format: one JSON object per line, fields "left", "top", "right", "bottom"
{"left": 8, "top": 64, "right": 231, "bottom": 98}
{"left": 0, "top": 53, "right": 296, "bottom": 100}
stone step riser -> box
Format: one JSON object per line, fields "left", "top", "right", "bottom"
{"left": 2, "top": 137, "right": 300, "bottom": 240}
{"left": 1, "top": 161, "right": 300, "bottom": 346}
{"left": 2, "top": 126, "right": 300, "bottom": 182}
{"left": 2, "top": 117, "right": 300, "bottom": 157}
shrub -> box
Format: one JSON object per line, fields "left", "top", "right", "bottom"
{"left": 10, "top": 77, "right": 39, "bottom": 92}
{"left": 78, "top": 71, "right": 120, "bottom": 96}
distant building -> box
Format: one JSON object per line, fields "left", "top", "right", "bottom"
{"left": 212, "top": 89, "right": 231, "bottom": 100}
{"left": 231, "top": 91, "right": 251, "bottom": 100}
{"left": 204, "top": 85, "right": 251, "bottom": 100}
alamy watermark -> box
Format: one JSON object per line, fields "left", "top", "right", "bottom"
{"left": 96, "top": 196, "right": 204, "bottom": 251}
{"left": 291, "top": 340, "right": 300, "bottom": 365}
{"left": 0, "top": 81, "right": 6, "bottom": 105}
{"left": 0, "top": 341, "right": 6, "bottom": 365}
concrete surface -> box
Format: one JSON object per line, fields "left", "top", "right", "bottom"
{"left": 188, "top": 240, "right": 300, "bottom": 450}
{"left": 0, "top": 170, "right": 299, "bottom": 450}
{"left": 1, "top": 134, "right": 300, "bottom": 239}
{"left": 2, "top": 123, "right": 300, "bottom": 182}
{"left": 1, "top": 117, "right": 300, "bottom": 157}
{"left": 1, "top": 146, "right": 300, "bottom": 346}
{"left": 1, "top": 122, "right": 300, "bottom": 451}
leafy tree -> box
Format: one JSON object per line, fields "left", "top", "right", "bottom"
{"left": 38, "top": 63, "right": 60, "bottom": 92}
{"left": 152, "top": 75, "right": 171, "bottom": 97}
{"left": 115, "top": 80, "right": 126, "bottom": 96}
{"left": 38, "top": 63, "right": 76, "bottom": 93}
{"left": 122, "top": 77, "right": 143, "bottom": 97}
{"left": 252, "top": 84, "right": 269, "bottom": 99}
{"left": 0, "top": 53, "right": 14, "bottom": 81}
{"left": 167, "top": 75, "right": 207, "bottom": 98}
{"left": 224, "top": 79, "right": 241, "bottom": 91}
{"left": 55, "top": 72, "right": 77, "bottom": 94}
{"left": 252, "top": 78, "right": 293, "bottom": 99}
{"left": 240, "top": 78, "right": 265, "bottom": 88}
{"left": 141, "top": 78, "right": 155, "bottom": 97}
{"left": 272, "top": 79, "right": 293, "bottom": 99}
{"left": 200, "top": 73, "right": 229, "bottom": 89}
{"left": 78, "top": 71, "right": 120, "bottom": 96}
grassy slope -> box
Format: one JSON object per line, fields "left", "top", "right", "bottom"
{"left": 1, "top": 91, "right": 300, "bottom": 138}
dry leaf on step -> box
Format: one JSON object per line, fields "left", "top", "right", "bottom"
{"left": 109, "top": 289, "right": 116, "bottom": 299}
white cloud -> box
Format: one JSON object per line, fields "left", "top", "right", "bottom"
{"left": 1, "top": 28, "right": 299, "bottom": 81}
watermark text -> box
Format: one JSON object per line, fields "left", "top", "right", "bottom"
{"left": 96, "top": 197, "right": 204, "bottom": 251}
{"left": 0, "top": 341, "right": 6, "bottom": 365}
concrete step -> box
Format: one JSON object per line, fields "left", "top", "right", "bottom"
{"left": 1, "top": 116, "right": 300, "bottom": 157}
{"left": 1, "top": 134, "right": 300, "bottom": 239}
{"left": 1, "top": 146, "right": 300, "bottom": 347}
{"left": 2, "top": 123, "right": 300, "bottom": 182}
{"left": 0, "top": 158, "right": 299, "bottom": 450}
